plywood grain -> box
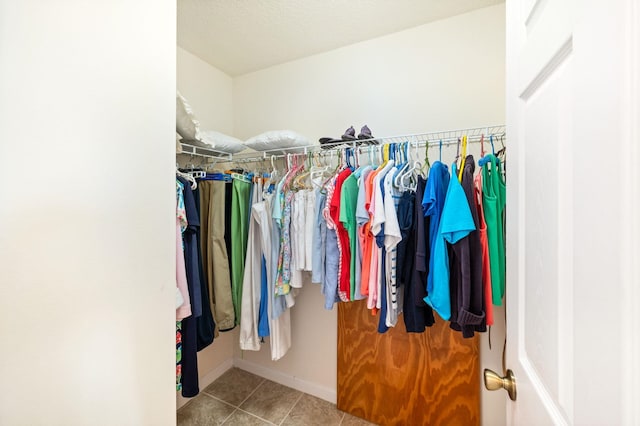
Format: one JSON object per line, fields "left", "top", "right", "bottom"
{"left": 337, "top": 300, "right": 479, "bottom": 426}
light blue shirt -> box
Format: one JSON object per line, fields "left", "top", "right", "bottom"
{"left": 422, "top": 161, "right": 450, "bottom": 304}
{"left": 311, "top": 190, "right": 327, "bottom": 285}
{"left": 424, "top": 163, "right": 475, "bottom": 320}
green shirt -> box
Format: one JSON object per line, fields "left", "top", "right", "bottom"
{"left": 482, "top": 155, "right": 506, "bottom": 305}
{"left": 339, "top": 174, "right": 360, "bottom": 300}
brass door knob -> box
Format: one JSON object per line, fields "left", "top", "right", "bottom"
{"left": 484, "top": 368, "right": 517, "bottom": 401}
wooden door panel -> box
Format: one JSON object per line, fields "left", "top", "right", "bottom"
{"left": 337, "top": 300, "right": 479, "bottom": 426}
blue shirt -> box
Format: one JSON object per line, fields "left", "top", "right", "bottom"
{"left": 422, "top": 161, "right": 450, "bottom": 299}
{"left": 355, "top": 167, "right": 373, "bottom": 226}
{"left": 311, "top": 190, "right": 327, "bottom": 285}
{"left": 258, "top": 256, "right": 270, "bottom": 338}
{"left": 424, "top": 163, "right": 475, "bottom": 320}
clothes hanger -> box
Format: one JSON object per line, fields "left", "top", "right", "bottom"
{"left": 352, "top": 148, "right": 359, "bottom": 168}
{"left": 375, "top": 144, "right": 384, "bottom": 168}
{"left": 479, "top": 134, "right": 501, "bottom": 168}
{"left": 320, "top": 149, "right": 341, "bottom": 190}
{"left": 380, "top": 143, "right": 389, "bottom": 168}
{"left": 345, "top": 147, "right": 355, "bottom": 171}
{"left": 231, "top": 171, "right": 252, "bottom": 183}
{"left": 457, "top": 135, "right": 468, "bottom": 182}
{"left": 292, "top": 153, "right": 312, "bottom": 190}
{"left": 419, "top": 139, "right": 431, "bottom": 176}
{"left": 400, "top": 145, "right": 421, "bottom": 192}
{"left": 368, "top": 144, "right": 380, "bottom": 168}
{"left": 182, "top": 161, "right": 205, "bottom": 183}
{"left": 269, "top": 155, "right": 279, "bottom": 183}
{"left": 283, "top": 153, "right": 304, "bottom": 191}
{"left": 176, "top": 165, "right": 197, "bottom": 190}
{"left": 310, "top": 152, "right": 330, "bottom": 184}
{"left": 496, "top": 134, "right": 506, "bottom": 158}
{"left": 262, "top": 155, "right": 279, "bottom": 196}
{"left": 352, "top": 146, "right": 367, "bottom": 178}
{"left": 392, "top": 143, "right": 405, "bottom": 187}
{"left": 394, "top": 142, "right": 411, "bottom": 188}
{"left": 496, "top": 134, "right": 507, "bottom": 175}
{"left": 402, "top": 160, "right": 420, "bottom": 191}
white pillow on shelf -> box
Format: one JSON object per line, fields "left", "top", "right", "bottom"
{"left": 176, "top": 91, "right": 200, "bottom": 140}
{"left": 244, "top": 130, "right": 312, "bottom": 152}
{"left": 176, "top": 133, "right": 183, "bottom": 154}
{"left": 181, "top": 130, "right": 247, "bottom": 154}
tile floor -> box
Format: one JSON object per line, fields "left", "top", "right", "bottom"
{"left": 177, "top": 368, "right": 376, "bottom": 426}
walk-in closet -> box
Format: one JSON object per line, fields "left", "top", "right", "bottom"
{"left": 4, "top": 1, "right": 638, "bottom": 425}
{"left": 175, "top": 2, "right": 507, "bottom": 425}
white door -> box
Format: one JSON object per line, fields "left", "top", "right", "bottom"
{"left": 505, "top": 0, "right": 640, "bottom": 424}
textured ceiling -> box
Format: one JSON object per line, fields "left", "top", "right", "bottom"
{"left": 177, "top": 0, "right": 504, "bottom": 76}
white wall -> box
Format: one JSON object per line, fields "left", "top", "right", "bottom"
{"left": 177, "top": 47, "right": 234, "bottom": 134}
{"left": 233, "top": 4, "right": 507, "bottom": 426}
{"left": 176, "top": 47, "right": 238, "bottom": 409}
{"left": 0, "top": 1, "right": 176, "bottom": 425}
{"left": 233, "top": 5, "right": 505, "bottom": 141}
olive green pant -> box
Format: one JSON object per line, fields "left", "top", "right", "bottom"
{"left": 199, "top": 180, "right": 235, "bottom": 331}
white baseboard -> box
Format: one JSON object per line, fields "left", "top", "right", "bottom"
{"left": 176, "top": 358, "right": 234, "bottom": 409}
{"left": 233, "top": 358, "right": 337, "bottom": 404}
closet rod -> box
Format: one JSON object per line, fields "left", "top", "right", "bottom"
{"left": 231, "top": 135, "right": 504, "bottom": 164}
{"left": 233, "top": 124, "right": 505, "bottom": 162}
{"left": 236, "top": 124, "right": 505, "bottom": 159}
{"left": 179, "top": 124, "right": 505, "bottom": 163}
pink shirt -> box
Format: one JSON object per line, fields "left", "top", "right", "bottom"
{"left": 176, "top": 217, "right": 192, "bottom": 320}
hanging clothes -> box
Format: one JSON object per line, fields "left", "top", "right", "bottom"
{"left": 422, "top": 161, "right": 450, "bottom": 311}
{"left": 474, "top": 172, "right": 494, "bottom": 327}
{"left": 332, "top": 168, "right": 353, "bottom": 302}
{"left": 178, "top": 176, "right": 212, "bottom": 399}
{"left": 425, "top": 162, "right": 475, "bottom": 321}
{"left": 322, "top": 176, "right": 341, "bottom": 309}
{"left": 355, "top": 166, "right": 374, "bottom": 298}
{"left": 448, "top": 157, "right": 486, "bottom": 338}
{"left": 401, "top": 176, "right": 435, "bottom": 332}
{"left": 359, "top": 167, "right": 377, "bottom": 303}
{"left": 375, "top": 167, "right": 392, "bottom": 333}
{"left": 264, "top": 192, "right": 293, "bottom": 360}
{"left": 311, "top": 187, "right": 327, "bottom": 286}
{"left": 176, "top": 321, "right": 182, "bottom": 391}
{"left": 211, "top": 133, "right": 509, "bottom": 363}
{"left": 176, "top": 180, "right": 191, "bottom": 322}
{"left": 258, "top": 256, "right": 270, "bottom": 339}
{"left": 192, "top": 183, "right": 216, "bottom": 351}
{"left": 482, "top": 154, "right": 506, "bottom": 305}
{"left": 239, "top": 179, "right": 264, "bottom": 351}
{"left": 383, "top": 166, "right": 402, "bottom": 327}
{"left": 303, "top": 189, "right": 316, "bottom": 271}
{"left": 175, "top": 180, "right": 189, "bottom": 392}
{"left": 231, "top": 178, "right": 252, "bottom": 324}
{"left": 199, "top": 179, "right": 234, "bottom": 332}
{"left": 339, "top": 173, "right": 361, "bottom": 301}
{"left": 269, "top": 184, "right": 289, "bottom": 319}
{"left": 369, "top": 160, "right": 395, "bottom": 312}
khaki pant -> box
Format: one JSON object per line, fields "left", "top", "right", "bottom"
{"left": 200, "top": 180, "right": 235, "bottom": 331}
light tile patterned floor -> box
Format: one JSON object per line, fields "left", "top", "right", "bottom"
{"left": 177, "top": 368, "right": 376, "bottom": 426}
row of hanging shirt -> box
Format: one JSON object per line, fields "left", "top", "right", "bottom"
{"left": 239, "top": 134, "right": 507, "bottom": 361}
